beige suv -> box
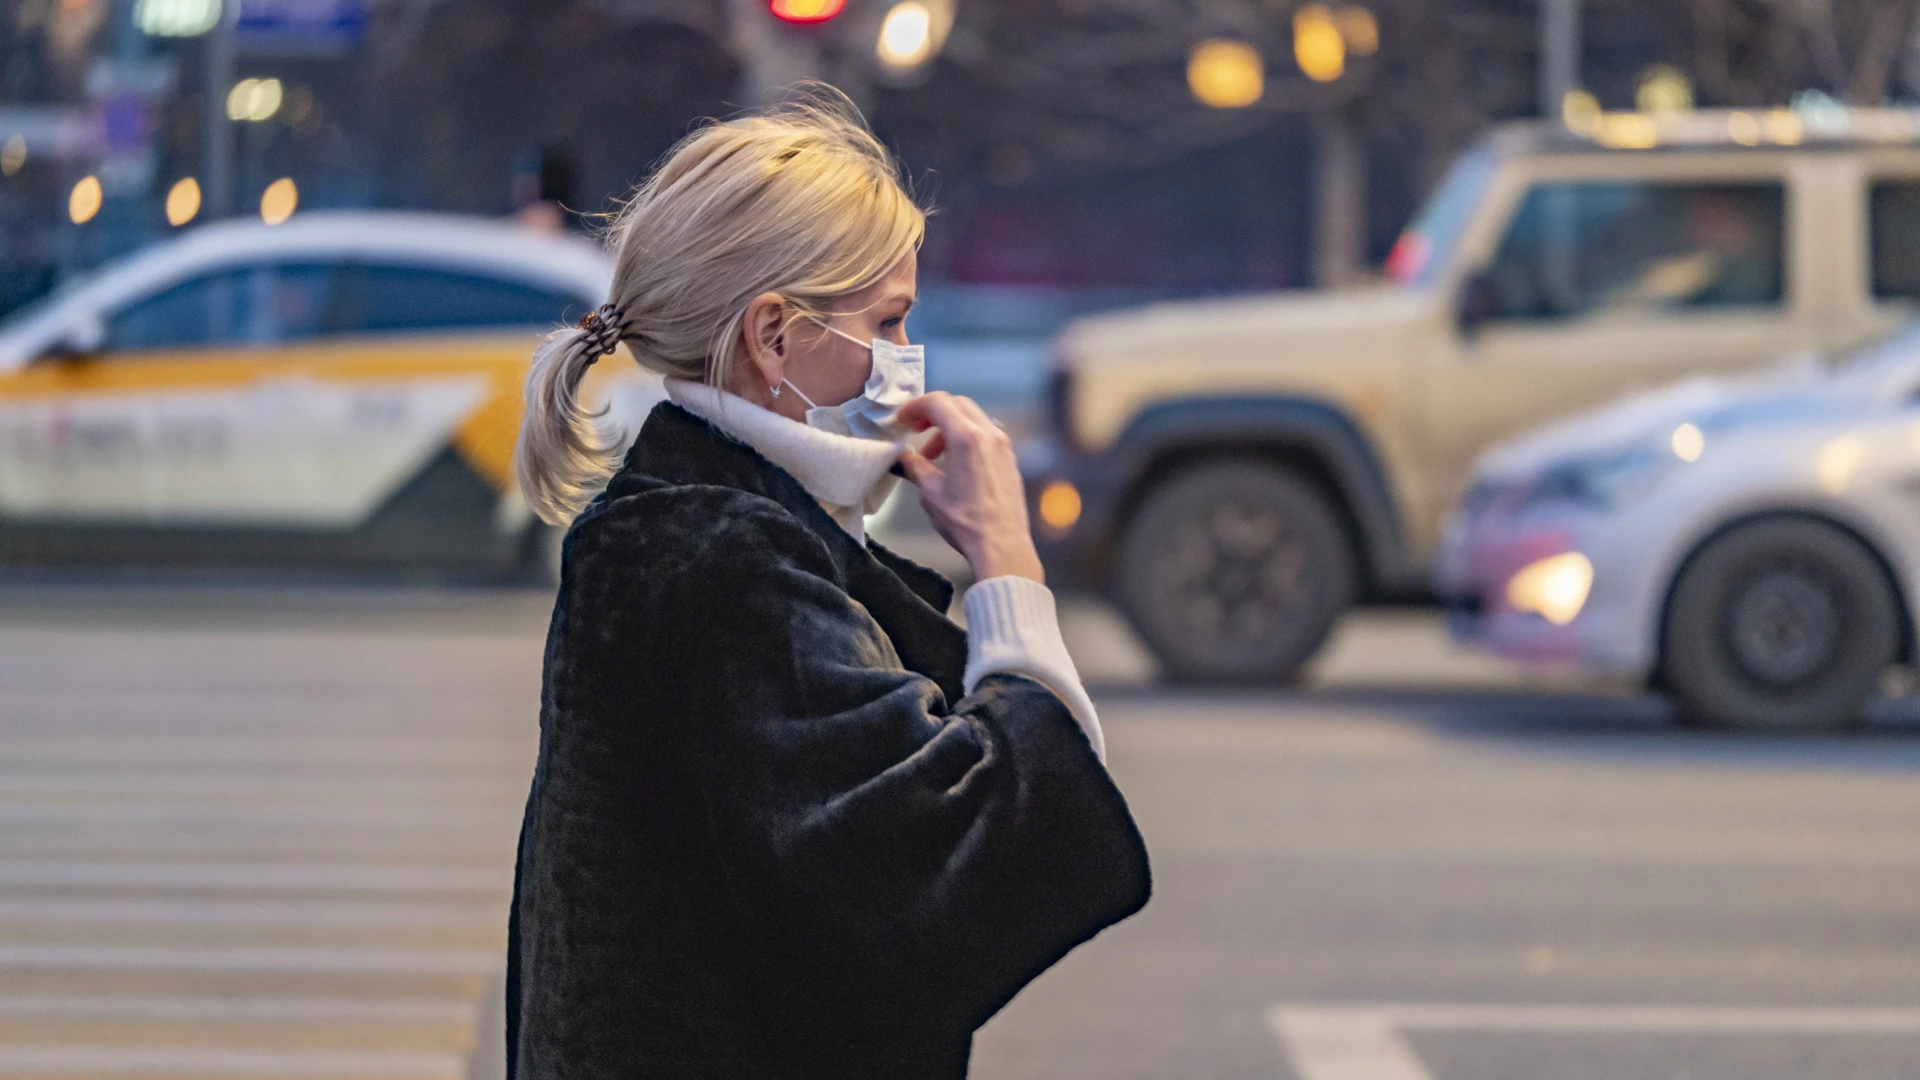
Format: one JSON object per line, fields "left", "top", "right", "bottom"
{"left": 1024, "top": 107, "right": 1920, "bottom": 681}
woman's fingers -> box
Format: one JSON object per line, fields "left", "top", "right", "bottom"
{"left": 896, "top": 390, "right": 1039, "bottom": 581}
{"left": 897, "top": 449, "right": 943, "bottom": 488}
{"left": 898, "top": 392, "right": 987, "bottom": 443}
{"left": 948, "top": 393, "right": 996, "bottom": 429}
{"left": 916, "top": 430, "right": 947, "bottom": 462}
{"left": 896, "top": 392, "right": 956, "bottom": 432}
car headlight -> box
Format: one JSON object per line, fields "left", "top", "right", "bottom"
{"left": 1506, "top": 551, "right": 1593, "bottom": 625}
{"left": 1522, "top": 447, "right": 1675, "bottom": 511}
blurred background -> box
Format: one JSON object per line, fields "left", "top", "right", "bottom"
{"left": 9, "top": 1, "right": 1920, "bottom": 1078}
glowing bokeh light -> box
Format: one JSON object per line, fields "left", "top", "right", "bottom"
{"left": 1038, "top": 481, "right": 1083, "bottom": 533}
{"left": 1335, "top": 6, "right": 1379, "bottom": 56}
{"left": 877, "top": 2, "right": 934, "bottom": 67}
{"left": 1634, "top": 64, "right": 1695, "bottom": 115}
{"left": 1670, "top": 423, "right": 1705, "bottom": 462}
{"left": 1506, "top": 552, "right": 1593, "bottom": 627}
{"left": 1293, "top": 5, "right": 1346, "bottom": 83}
{"left": 1818, "top": 435, "right": 1867, "bottom": 495}
{"left": 134, "top": 0, "right": 221, "bottom": 37}
{"left": 260, "top": 177, "right": 298, "bottom": 225}
{"left": 68, "top": 175, "right": 102, "bottom": 224}
{"left": 1188, "top": 39, "right": 1264, "bottom": 109}
{"left": 165, "top": 177, "right": 201, "bottom": 227}
{"left": 769, "top": 0, "right": 844, "bottom": 23}
{"left": 226, "top": 78, "right": 284, "bottom": 123}
{"left": 1561, "top": 89, "right": 1601, "bottom": 134}
{"left": 0, "top": 134, "right": 25, "bottom": 176}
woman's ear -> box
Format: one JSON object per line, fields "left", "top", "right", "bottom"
{"left": 738, "top": 292, "right": 788, "bottom": 394}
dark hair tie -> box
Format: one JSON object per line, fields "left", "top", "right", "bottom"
{"left": 577, "top": 304, "right": 625, "bottom": 360}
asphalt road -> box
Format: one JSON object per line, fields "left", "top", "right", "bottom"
{"left": 4, "top": 582, "right": 1920, "bottom": 1080}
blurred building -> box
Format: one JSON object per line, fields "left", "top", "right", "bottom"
{"left": 6, "top": 0, "right": 1920, "bottom": 320}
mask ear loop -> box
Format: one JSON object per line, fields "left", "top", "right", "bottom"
{"left": 771, "top": 315, "right": 852, "bottom": 409}
{"left": 777, "top": 378, "right": 819, "bottom": 409}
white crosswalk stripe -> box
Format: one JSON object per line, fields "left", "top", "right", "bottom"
{"left": 0, "top": 619, "right": 539, "bottom": 1080}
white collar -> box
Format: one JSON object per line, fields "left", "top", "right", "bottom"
{"left": 663, "top": 378, "right": 899, "bottom": 541}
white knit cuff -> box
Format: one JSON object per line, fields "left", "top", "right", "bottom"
{"left": 962, "top": 576, "right": 1106, "bottom": 764}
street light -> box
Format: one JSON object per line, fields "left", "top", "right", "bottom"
{"left": 226, "top": 78, "right": 284, "bottom": 123}
{"left": 1188, "top": 40, "right": 1264, "bottom": 109}
{"left": 134, "top": 0, "right": 221, "bottom": 38}
{"left": 1293, "top": 5, "right": 1346, "bottom": 83}
{"left": 1334, "top": 7, "right": 1378, "bottom": 56}
{"left": 877, "top": 0, "right": 954, "bottom": 73}
{"left": 1634, "top": 64, "right": 1694, "bottom": 115}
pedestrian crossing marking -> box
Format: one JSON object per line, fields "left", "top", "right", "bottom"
{"left": 1267, "top": 1003, "right": 1920, "bottom": 1080}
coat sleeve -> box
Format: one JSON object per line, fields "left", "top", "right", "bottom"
{"left": 633, "top": 495, "right": 1151, "bottom": 1034}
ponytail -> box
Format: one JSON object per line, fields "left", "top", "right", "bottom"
{"left": 515, "top": 310, "right": 623, "bottom": 526}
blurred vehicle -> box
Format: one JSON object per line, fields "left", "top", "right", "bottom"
{"left": 1025, "top": 106, "right": 1920, "bottom": 683}
{"left": 1437, "top": 325, "right": 1920, "bottom": 729}
{"left": 0, "top": 212, "right": 661, "bottom": 578}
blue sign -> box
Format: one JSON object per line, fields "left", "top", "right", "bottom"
{"left": 237, "top": 0, "right": 367, "bottom": 54}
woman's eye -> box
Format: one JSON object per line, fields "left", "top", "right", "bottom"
{"left": 880, "top": 317, "right": 902, "bottom": 330}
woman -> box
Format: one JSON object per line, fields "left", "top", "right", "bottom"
{"left": 506, "top": 90, "right": 1150, "bottom": 1079}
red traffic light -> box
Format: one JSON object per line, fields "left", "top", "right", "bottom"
{"left": 770, "top": 0, "right": 845, "bottom": 23}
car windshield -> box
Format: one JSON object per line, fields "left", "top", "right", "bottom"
{"left": 0, "top": 285, "right": 70, "bottom": 335}
{"left": 1386, "top": 147, "right": 1497, "bottom": 288}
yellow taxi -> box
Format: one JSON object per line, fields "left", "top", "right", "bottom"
{"left": 0, "top": 212, "right": 662, "bottom": 577}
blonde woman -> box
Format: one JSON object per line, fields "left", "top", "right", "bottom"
{"left": 505, "top": 89, "right": 1150, "bottom": 1079}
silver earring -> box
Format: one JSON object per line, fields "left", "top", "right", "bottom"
{"left": 771, "top": 382, "right": 782, "bottom": 399}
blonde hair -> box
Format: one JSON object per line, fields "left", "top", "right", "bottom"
{"left": 515, "top": 86, "right": 926, "bottom": 525}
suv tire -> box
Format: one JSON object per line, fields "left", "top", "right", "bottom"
{"left": 1117, "top": 459, "right": 1355, "bottom": 683}
{"left": 1663, "top": 518, "right": 1898, "bottom": 730}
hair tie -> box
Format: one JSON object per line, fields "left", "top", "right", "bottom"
{"left": 577, "top": 304, "right": 625, "bottom": 360}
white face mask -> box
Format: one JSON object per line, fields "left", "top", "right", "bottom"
{"left": 779, "top": 319, "right": 925, "bottom": 443}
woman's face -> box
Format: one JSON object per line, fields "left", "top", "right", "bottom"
{"left": 739, "top": 255, "right": 917, "bottom": 423}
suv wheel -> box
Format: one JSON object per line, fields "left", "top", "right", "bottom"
{"left": 1663, "top": 518, "right": 1898, "bottom": 730}
{"left": 1117, "top": 460, "right": 1355, "bottom": 683}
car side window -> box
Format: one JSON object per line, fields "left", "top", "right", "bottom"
{"left": 1869, "top": 180, "right": 1920, "bottom": 302}
{"left": 337, "top": 264, "right": 584, "bottom": 334}
{"left": 1485, "top": 181, "right": 1786, "bottom": 322}
{"left": 106, "top": 264, "right": 341, "bottom": 351}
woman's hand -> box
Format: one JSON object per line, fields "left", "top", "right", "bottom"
{"left": 896, "top": 392, "right": 1045, "bottom": 584}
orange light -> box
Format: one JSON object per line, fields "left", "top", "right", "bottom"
{"left": 1188, "top": 39, "right": 1264, "bottom": 109}
{"left": 260, "top": 177, "right": 297, "bottom": 225}
{"left": 68, "top": 175, "right": 102, "bottom": 224}
{"left": 1335, "top": 6, "right": 1378, "bottom": 56}
{"left": 1294, "top": 4, "right": 1346, "bottom": 83}
{"left": 769, "top": 0, "right": 844, "bottom": 23}
{"left": 165, "top": 177, "right": 201, "bottom": 226}
{"left": 1038, "top": 481, "right": 1082, "bottom": 533}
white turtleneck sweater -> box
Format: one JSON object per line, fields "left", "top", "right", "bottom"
{"left": 665, "top": 378, "right": 1105, "bottom": 763}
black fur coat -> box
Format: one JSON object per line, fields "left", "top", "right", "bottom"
{"left": 506, "top": 402, "right": 1151, "bottom": 1079}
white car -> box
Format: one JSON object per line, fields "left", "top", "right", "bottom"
{"left": 1437, "top": 325, "right": 1920, "bottom": 729}
{"left": 0, "top": 212, "right": 664, "bottom": 577}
